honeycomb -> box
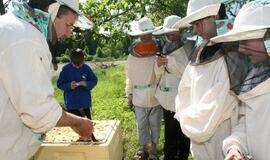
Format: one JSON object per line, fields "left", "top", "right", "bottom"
{"left": 43, "top": 120, "right": 116, "bottom": 144}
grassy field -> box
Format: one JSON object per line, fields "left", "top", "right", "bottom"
{"left": 52, "top": 64, "right": 192, "bottom": 160}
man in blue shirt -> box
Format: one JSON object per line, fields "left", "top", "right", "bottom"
{"left": 57, "top": 48, "right": 98, "bottom": 119}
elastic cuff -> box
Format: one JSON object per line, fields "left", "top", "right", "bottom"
{"left": 126, "top": 93, "right": 133, "bottom": 97}
{"left": 226, "top": 145, "right": 242, "bottom": 155}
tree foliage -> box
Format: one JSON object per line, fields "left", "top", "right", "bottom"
{"left": 59, "top": 0, "right": 188, "bottom": 60}
{"left": 223, "top": 0, "right": 254, "bottom": 17}
{"left": 0, "top": 0, "right": 5, "bottom": 15}
{"left": 0, "top": 0, "right": 254, "bottom": 60}
{"left": 145, "top": 0, "right": 188, "bottom": 24}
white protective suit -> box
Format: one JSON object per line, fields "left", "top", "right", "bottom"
{"left": 223, "top": 69, "right": 270, "bottom": 160}
{"left": 175, "top": 41, "right": 247, "bottom": 160}
{"left": 155, "top": 42, "right": 193, "bottom": 112}
{"left": 126, "top": 54, "right": 159, "bottom": 108}
{"left": 0, "top": 14, "right": 62, "bottom": 159}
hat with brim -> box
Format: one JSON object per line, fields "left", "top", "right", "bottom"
{"left": 153, "top": 15, "right": 183, "bottom": 35}
{"left": 128, "top": 17, "right": 161, "bottom": 36}
{"left": 48, "top": 0, "right": 93, "bottom": 30}
{"left": 153, "top": 27, "right": 179, "bottom": 35}
{"left": 211, "top": 2, "right": 270, "bottom": 43}
{"left": 76, "top": 15, "right": 94, "bottom": 30}
{"left": 128, "top": 27, "right": 162, "bottom": 36}
{"left": 173, "top": 2, "right": 221, "bottom": 29}
{"left": 211, "top": 27, "right": 268, "bottom": 43}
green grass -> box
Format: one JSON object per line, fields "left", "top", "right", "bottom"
{"left": 53, "top": 65, "right": 192, "bottom": 160}
{"left": 91, "top": 66, "right": 142, "bottom": 159}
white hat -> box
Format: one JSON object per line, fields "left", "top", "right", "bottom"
{"left": 153, "top": 15, "right": 183, "bottom": 35}
{"left": 173, "top": 0, "right": 221, "bottom": 29}
{"left": 48, "top": 0, "right": 94, "bottom": 30}
{"left": 128, "top": 17, "right": 161, "bottom": 36}
{"left": 211, "top": 2, "right": 270, "bottom": 43}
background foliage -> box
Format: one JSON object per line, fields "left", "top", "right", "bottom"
{"left": 54, "top": 0, "right": 189, "bottom": 62}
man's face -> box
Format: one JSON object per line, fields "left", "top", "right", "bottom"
{"left": 239, "top": 39, "right": 268, "bottom": 64}
{"left": 139, "top": 33, "right": 153, "bottom": 43}
{"left": 53, "top": 10, "right": 77, "bottom": 42}
{"left": 165, "top": 31, "right": 181, "bottom": 43}
{"left": 191, "top": 16, "right": 217, "bottom": 40}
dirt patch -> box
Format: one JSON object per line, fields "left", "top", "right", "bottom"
{"left": 53, "top": 60, "right": 126, "bottom": 75}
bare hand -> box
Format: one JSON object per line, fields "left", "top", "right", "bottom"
{"left": 56, "top": 111, "right": 94, "bottom": 140}
{"left": 128, "top": 94, "right": 133, "bottom": 107}
{"left": 71, "top": 117, "right": 94, "bottom": 140}
{"left": 156, "top": 56, "right": 168, "bottom": 67}
{"left": 225, "top": 148, "right": 245, "bottom": 160}
{"left": 71, "top": 81, "right": 78, "bottom": 90}
{"left": 79, "top": 81, "right": 87, "bottom": 87}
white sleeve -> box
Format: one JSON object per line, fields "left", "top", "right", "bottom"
{"left": 174, "top": 65, "right": 191, "bottom": 121}
{"left": 125, "top": 57, "right": 133, "bottom": 96}
{"left": 125, "top": 77, "right": 133, "bottom": 96}
{"left": 0, "top": 40, "right": 62, "bottom": 133}
{"left": 166, "top": 49, "right": 189, "bottom": 79}
{"left": 154, "top": 61, "right": 164, "bottom": 82}
{"left": 223, "top": 106, "right": 248, "bottom": 157}
{"left": 167, "top": 56, "right": 187, "bottom": 79}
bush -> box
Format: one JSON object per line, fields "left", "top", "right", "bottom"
{"left": 59, "top": 54, "right": 70, "bottom": 63}
{"left": 96, "top": 47, "right": 105, "bottom": 58}
{"left": 83, "top": 46, "right": 90, "bottom": 55}
{"left": 85, "top": 54, "right": 93, "bottom": 61}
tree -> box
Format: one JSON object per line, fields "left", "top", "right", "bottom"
{"left": 223, "top": 0, "right": 253, "bottom": 17}
{"left": 0, "top": 0, "right": 4, "bottom": 15}
{"left": 74, "top": 0, "right": 188, "bottom": 59}
{"left": 145, "top": 0, "right": 188, "bottom": 24}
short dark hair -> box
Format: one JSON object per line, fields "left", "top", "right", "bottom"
{"left": 70, "top": 48, "right": 84, "bottom": 65}
{"left": 28, "top": 0, "right": 56, "bottom": 10}
{"left": 57, "top": 5, "right": 78, "bottom": 18}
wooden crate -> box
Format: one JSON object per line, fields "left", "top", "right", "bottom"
{"left": 34, "top": 120, "right": 123, "bottom": 160}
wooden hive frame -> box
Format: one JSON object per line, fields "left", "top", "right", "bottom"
{"left": 34, "top": 120, "right": 123, "bottom": 160}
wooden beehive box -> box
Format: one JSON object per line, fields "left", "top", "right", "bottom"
{"left": 33, "top": 120, "right": 123, "bottom": 160}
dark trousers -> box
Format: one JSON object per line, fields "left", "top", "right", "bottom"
{"left": 163, "top": 108, "right": 190, "bottom": 160}
{"left": 67, "top": 108, "right": 92, "bottom": 120}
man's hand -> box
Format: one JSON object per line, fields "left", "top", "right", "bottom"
{"left": 225, "top": 148, "right": 245, "bottom": 160}
{"left": 79, "top": 81, "right": 87, "bottom": 87}
{"left": 71, "top": 117, "right": 94, "bottom": 140}
{"left": 56, "top": 111, "right": 94, "bottom": 140}
{"left": 71, "top": 81, "right": 78, "bottom": 90}
{"left": 156, "top": 56, "right": 168, "bottom": 67}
